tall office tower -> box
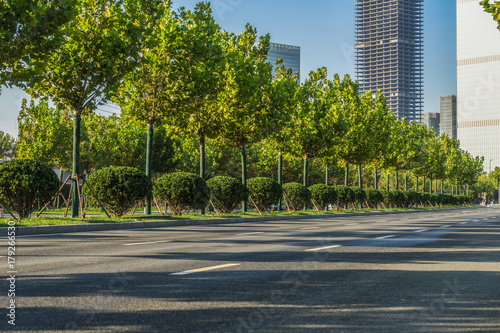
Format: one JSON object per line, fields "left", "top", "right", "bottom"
{"left": 267, "top": 42, "right": 300, "bottom": 79}
{"left": 457, "top": 0, "right": 500, "bottom": 168}
{"left": 421, "top": 112, "right": 440, "bottom": 135}
{"left": 355, "top": 0, "right": 424, "bottom": 121}
{"left": 440, "top": 95, "right": 457, "bottom": 139}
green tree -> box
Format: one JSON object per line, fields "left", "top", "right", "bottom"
{"left": 16, "top": 99, "right": 176, "bottom": 174}
{"left": 216, "top": 24, "right": 273, "bottom": 211}
{"left": 24, "top": 0, "right": 144, "bottom": 217}
{"left": 0, "top": 130, "right": 16, "bottom": 155}
{"left": 335, "top": 77, "right": 372, "bottom": 188}
{"left": 290, "top": 69, "right": 344, "bottom": 188}
{"left": 481, "top": 0, "right": 500, "bottom": 29}
{"left": 267, "top": 61, "right": 299, "bottom": 188}
{"left": 166, "top": 3, "right": 226, "bottom": 185}
{"left": 383, "top": 120, "right": 432, "bottom": 191}
{"left": 0, "top": 0, "right": 77, "bottom": 90}
{"left": 118, "top": 1, "right": 193, "bottom": 214}
{"left": 367, "top": 92, "right": 396, "bottom": 189}
{"left": 16, "top": 99, "right": 72, "bottom": 168}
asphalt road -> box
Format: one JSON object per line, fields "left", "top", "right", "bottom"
{"left": 2, "top": 207, "right": 500, "bottom": 332}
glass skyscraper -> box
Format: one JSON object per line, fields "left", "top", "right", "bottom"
{"left": 355, "top": 0, "right": 423, "bottom": 121}
{"left": 457, "top": 0, "right": 500, "bottom": 168}
{"left": 267, "top": 42, "right": 300, "bottom": 79}
{"left": 440, "top": 95, "right": 457, "bottom": 139}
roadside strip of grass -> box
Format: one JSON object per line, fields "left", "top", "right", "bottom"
{"left": 0, "top": 205, "right": 476, "bottom": 228}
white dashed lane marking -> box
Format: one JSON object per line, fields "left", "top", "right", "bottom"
{"left": 170, "top": 263, "right": 241, "bottom": 276}
{"left": 376, "top": 235, "right": 397, "bottom": 240}
{"left": 123, "top": 240, "right": 170, "bottom": 246}
{"left": 305, "top": 245, "right": 342, "bottom": 252}
{"left": 237, "top": 232, "right": 264, "bottom": 236}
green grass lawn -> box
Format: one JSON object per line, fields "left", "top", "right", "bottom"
{"left": 0, "top": 205, "right": 472, "bottom": 228}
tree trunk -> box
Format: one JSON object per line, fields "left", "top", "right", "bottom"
{"left": 199, "top": 135, "right": 206, "bottom": 214}
{"left": 395, "top": 169, "right": 399, "bottom": 191}
{"left": 303, "top": 156, "right": 309, "bottom": 210}
{"left": 57, "top": 168, "right": 64, "bottom": 208}
{"left": 303, "top": 155, "right": 308, "bottom": 187}
{"left": 405, "top": 174, "right": 408, "bottom": 191}
{"left": 278, "top": 150, "right": 283, "bottom": 211}
{"left": 144, "top": 123, "right": 154, "bottom": 215}
{"left": 374, "top": 167, "right": 378, "bottom": 190}
{"left": 71, "top": 114, "right": 81, "bottom": 218}
{"left": 325, "top": 164, "right": 329, "bottom": 186}
{"left": 241, "top": 143, "right": 247, "bottom": 212}
{"left": 345, "top": 161, "right": 349, "bottom": 186}
{"left": 358, "top": 164, "right": 363, "bottom": 188}
{"left": 386, "top": 172, "right": 390, "bottom": 191}
{"left": 416, "top": 176, "right": 419, "bottom": 192}
{"left": 423, "top": 176, "right": 426, "bottom": 193}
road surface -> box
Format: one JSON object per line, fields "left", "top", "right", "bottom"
{"left": 2, "top": 207, "right": 500, "bottom": 332}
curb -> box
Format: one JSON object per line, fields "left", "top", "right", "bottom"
{"left": 0, "top": 206, "right": 487, "bottom": 237}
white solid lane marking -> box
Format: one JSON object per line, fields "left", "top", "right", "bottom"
{"left": 123, "top": 240, "right": 170, "bottom": 246}
{"left": 376, "top": 235, "right": 396, "bottom": 240}
{"left": 170, "top": 263, "right": 241, "bottom": 276}
{"left": 415, "top": 229, "right": 429, "bottom": 233}
{"left": 441, "top": 225, "right": 451, "bottom": 228}
{"left": 305, "top": 245, "right": 342, "bottom": 252}
{"left": 459, "top": 222, "right": 467, "bottom": 225}
{"left": 300, "top": 227, "right": 320, "bottom": 230}
{"left": 237, "top": 232, "right": 263, "bottom": 236}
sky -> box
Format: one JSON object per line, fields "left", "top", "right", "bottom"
{"left": 0, "top": 0, "right": 457, "bottom": 138}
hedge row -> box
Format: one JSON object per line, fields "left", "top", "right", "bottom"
{"left": 77, "top": 171, "right": 481, "bottom": 215}
{"left": 0, "top": 162, "right": 475, "bottom": 220}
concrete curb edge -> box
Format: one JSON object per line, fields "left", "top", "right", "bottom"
{"left": 0, "top": 206, "right": 486, "bottom": 237}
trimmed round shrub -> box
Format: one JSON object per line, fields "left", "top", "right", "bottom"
{"left": 282, "top": 182, "right": 311, "bottom": 211}
{"left": 364, "top": 188, "right": 383, "bottom": 208}
{"left": 309, "top": 184, "right": 337, "bottom": 210}
{"left": 247, "top": 177, "right": 282, "bottom": 212}
{"left": 335, "top": 185, "right": 355, "bottom": 208}
{"left": 380, "top": 190, "right": 404, "bottom": 207}
{"left": 154, "top": 172, "right": 209, "bottom": 215}
{"left": 455, "top": 195, "right": 470, "bottom": 205}
{"left": 206, "top": 176, "right": 248, "bottom": 213}
{"left": 436, "top": 194, "right": 448, "bottom": 206}
{"left": 429, "top": 194, "right": 440, "bottom": 206}
{"left": 350, "top": 187, "right": 367, "bottom": 206}
{"left": 404, "top": 191, "right": 421, "bottom": 207}
{"left": 421, "top": 193, "right": 431, "bottom": 206}
{"left": 0, "top": 160, "right": 59, "bottom": 219}
{"left": 84, "top": 166, "right": 152, "bottom": 218}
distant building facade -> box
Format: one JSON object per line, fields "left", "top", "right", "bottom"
{"left": 267, "top": 42, "right": 300, "bottom": 79}
{"left": 457, "top": 0, "right": 500, "bottom": 168}
{"left": 440, "top": 95, "right": 457, "bottom": 139}
{"left": 421, "top": 112, "right": 440, "bottom": 135}
{"left": 355, "top": 0, "right": 423, "bottom": 121}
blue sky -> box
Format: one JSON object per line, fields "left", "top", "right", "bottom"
{"left": 0, "top": 0, "right": 457, "bottom": 137}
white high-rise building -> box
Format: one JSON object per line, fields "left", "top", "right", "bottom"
{"left": 457, "top": 0, "right": 500, "bottom": 168}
